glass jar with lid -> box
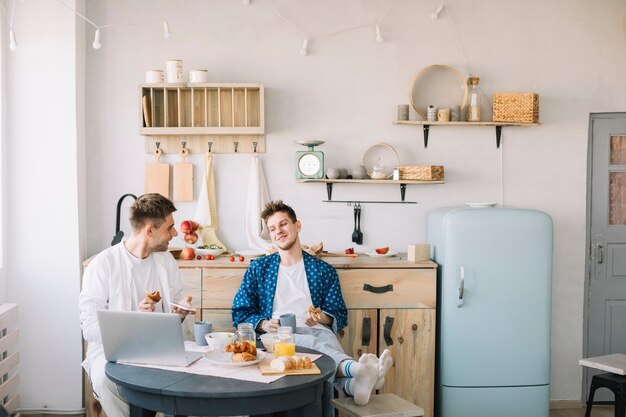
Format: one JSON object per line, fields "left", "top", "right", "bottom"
{"left": 273, "top": 326, "right": 296, "bottom": 357}
{"left": 465, "top": 76, "right": 481, "bottom": 122}
{"left": 236, "top": 322, "right": 256, "bottom": 347}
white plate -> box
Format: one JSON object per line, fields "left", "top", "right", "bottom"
{"left": 235, "top": 249, "right": 267, "bottom": 257}
{"left": 365, "top": 250, "right": 398, "bottom": 258}
{"left": 362, "top": 143, "right": 399, "bottom": 179}
{"left": 203, "top": 350, "right": 266, "bottom": 367}
{"left": 465, "top": 202, "right": 498, "bottom": 208}
{"left": 169, "top": 302, "right": 196, "bottom": 312}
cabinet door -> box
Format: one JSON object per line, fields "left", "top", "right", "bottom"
{"left": 180, "top": 268, "right": 202, "bottom": 341}
{"left": 379, "top": 308, "right": 435, "bottom": 417}
{"left": 337, "top": 309, "right": 378, "bottom": 359}
{"left": 201, "top": 309, "right": 236, "bottom": 332}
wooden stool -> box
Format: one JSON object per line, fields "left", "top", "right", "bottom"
{"left": 332, "top": 393, "right": 424, "bottom": 417}
{"left": 585, "top": 373, "right": 626, "bottom": 417}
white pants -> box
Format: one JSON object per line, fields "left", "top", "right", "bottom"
{"left": 88, "top": 354, "right": 129, "bottom": 417}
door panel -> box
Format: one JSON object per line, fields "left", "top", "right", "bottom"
{"left": 586, "top": 114, "right": 626, "bottom": 401}
{"left": 379, "top": 309, "right": 435, "bottom": 417}
{"left": 337, "top": 309, "right": 377, "bottom": 358}
{"left": 180, "top": 268, "right": 202, "bottom": 340}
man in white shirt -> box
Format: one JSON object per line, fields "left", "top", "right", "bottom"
{"left": 232, "top": 201, "right": 393, "bottom": 412}
{"left": 79, "top": 193, "right": 194, "bottom": 417}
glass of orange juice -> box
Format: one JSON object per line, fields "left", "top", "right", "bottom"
{"left": 274, "top": 326, "right": 295, "bottom": 357}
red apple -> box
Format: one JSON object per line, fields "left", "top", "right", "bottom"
{"left": 375, "top": 247, "right": 389, "bottom": 254}
{"left": 184, "top": 232, "right": 198, "bottom": 244}
{"left": 190, "top": 221, "right": 200, "bottom": 232}
{"left": 181, "top": 247, "right": 195, "bottom": 260}
{"left": 345, "top": 247, "right": 355, "bottom": 254}
{"left": 180, "top": 220, "right": 192, "bottom": 233}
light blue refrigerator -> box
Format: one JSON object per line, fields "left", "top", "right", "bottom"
{"left": 427, "top": 206, "right": 552, "bottom": 417}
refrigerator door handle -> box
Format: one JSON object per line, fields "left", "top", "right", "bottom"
{"left": 457, "top": 265, "right": 465, "bottom": 307}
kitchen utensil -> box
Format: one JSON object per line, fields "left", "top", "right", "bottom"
{"left": 319, "top": 252, "right": 358, "bottom": 258}
{"left": 173, "top": 145, "right": 193, "bottom": 201}
{"left": 352, "top": 205, "right": 359, "bottom": 243}
{"left": 144, "top": 147, "right": 170, "bottom": 197}
{"left": 410, "top": 64, "right": 468, "bottom": 119}
{"left": 362, "top": 143, "right": 399, "bottom": 179}
{"left": 355, "top": 205, "right": 363, "bottom": 245}
{"left": 142, "top": 95, "right": 152, "bottom": 127}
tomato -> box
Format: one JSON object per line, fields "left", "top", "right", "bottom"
{"left": 197, "top": 255, "right": 202, "bottom": 260}
{"left": 229, "top": 255, "right": 235, "bottom": 262}
{"left": 205, "top": 254, "right": 211, "bottom": 260}
{"left": 209, "top": 255, "right": 215, "bottom": 260}
{"left": 239, "top": 256, "right": 245, "bottom": 262}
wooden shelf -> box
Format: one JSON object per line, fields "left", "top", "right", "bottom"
{"left": 140, "top": 83, "right": 265, "bottom": 153}
{"left": 296, "top": 178, "right": 444, "bottom": 202}
{"left": 393, "top": 120, "right": 540, "bottom": 148}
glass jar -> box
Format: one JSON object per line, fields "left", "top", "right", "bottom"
{"left": 465, "top": 76, "right": 481, "bottom": 122}
{"left": 273, "top": 326, "right": 296, "bottom": 357}
{"left": 236, "top": 322, "right": 256, "bottom": 347}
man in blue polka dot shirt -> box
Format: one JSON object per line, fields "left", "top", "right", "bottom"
{"left": 232, "top": 200, "right": 392, "bottom": 409}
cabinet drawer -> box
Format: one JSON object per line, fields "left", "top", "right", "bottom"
{"left": 202, "top": 268, "right": 244, "bottom": 308}
{"left": 338, "top": 269, "right": 436, "bottom": 309}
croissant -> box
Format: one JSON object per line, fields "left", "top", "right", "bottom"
{"left": 225, "top": 341, "right": 257, "bottom": 355}
{"left": 145, "top": 290, "right": 161, "bottom": 302}
{"left": 302, "top": 355, "right": 312, "bottom": 369}
{"left": 308, "top": 306, "right": 321, "bottom": 320}
{"left": 232, "top": 352, "right": 256, "bottom": 362}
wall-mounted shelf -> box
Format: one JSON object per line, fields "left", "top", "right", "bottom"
{"left": 296, "top": 178, "right": 444, "bottom": 202}
{"left": 140, "top": 83, "right": 265, "bottom": 153}
{"left": 393, "top": 120, "right": 540, "bottom": 149}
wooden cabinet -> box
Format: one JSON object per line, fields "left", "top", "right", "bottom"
{"left": 335, "top": 267, "right": 436, "bottom": 417}
{"left": 139, "top": 83, "right": 265, "bottom": 154}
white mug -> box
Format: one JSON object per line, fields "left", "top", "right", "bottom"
{"left": 145, "top": 70, "right": 164, "bottom": 84}
{"left": 165, "top": 60, "right": 183, "bottom": 83}
{"left": 189, "top": 69, "right": 208, "bottom": 84}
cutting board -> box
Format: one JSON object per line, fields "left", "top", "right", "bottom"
{"left": 173, "top": 147, "right": 193, "bottom": 201}
{"left": 258, "top": 360, "right": 320, "bottom": 376}
{"left": 145, "top": 148, "right": 170, "bottom": 198}
{"left": 142, "top": 95, "right": 151, "bottom": 127}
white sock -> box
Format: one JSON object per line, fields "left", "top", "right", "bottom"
{"left": 351, "top": 353, "right": 378, "bottom": 405}
{"left": 339, "top": 359, "right": 361, "bottom": 378}
{"left": 374, "top": 349, "right": 393, "bottom": 390}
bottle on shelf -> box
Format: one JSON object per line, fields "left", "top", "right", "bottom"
{"left": 465, "top": 76, "right": 481, "bottom": 122}
{"left": 273, "top": 326, "right": 296, "bottom": 357}
{"left": 236, "top": 322, "right": 256, "bottom": 347}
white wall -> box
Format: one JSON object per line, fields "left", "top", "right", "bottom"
{"left": 4, "top": 0, "right": 626, "bottom": 408}
{"left": 5, "top": 0, "right": 84, "bottom": 409}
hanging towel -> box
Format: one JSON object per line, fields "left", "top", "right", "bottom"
{"left": 195, "top": 152, "right": 227, "bottom": 249}
{"left": 244, "top": 153, "right": 273, "bottom": 251}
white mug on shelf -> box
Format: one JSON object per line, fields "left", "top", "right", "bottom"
{"left": 145, "top": 70, "right": 164, "bottom": 84}
{"left": 165, "top": 60, "right": 184, "bottom": 83}
{"left": 189, "top": 69, "right": 208, "bottom": 83}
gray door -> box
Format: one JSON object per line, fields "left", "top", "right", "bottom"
{"left": 584, "top": 113, "right": 626, "bottom": 401}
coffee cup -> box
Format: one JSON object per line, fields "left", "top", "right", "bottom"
{"left": 194, "top": 321, "right": 212, "bottom": 346}
{"left": 145, "top": 70, "right": 164, "bottom": 84}
{"left": 279, "top": 313, "right": 296, "bottom": 333}
{"left": 189, "top": 69, "right": 208, "bottom": 83}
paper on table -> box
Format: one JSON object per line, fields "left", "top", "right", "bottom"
{"left": 119, "top": 341, "right": 323, "bottom": 384}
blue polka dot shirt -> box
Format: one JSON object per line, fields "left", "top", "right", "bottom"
{"left": 231, "top": 251, "right": 348, "bottom": 333}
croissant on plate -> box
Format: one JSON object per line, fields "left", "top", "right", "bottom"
{"left": 232, "top": 352, "right": 256, "bottom": 362}
{"left": 225, "top": 341, "right": 257, "bottom": 355}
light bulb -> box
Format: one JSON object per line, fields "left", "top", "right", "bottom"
{"left": 163, "top": 21, "right": 171, "bottom": 38}
{"left": 375, "top": 25, "right": 384, "bottom": 43}
{"left": 242, "top": 0, "right": 250, "bottom": 4}
{"left": 9, "top": 29, "right": 18, "bottom": 51}
{"left": 300, "top": 38, "right": 309, "bottom": 56}
{"left": 430, "top": 4, "right": 444, "bottom": 20}
{"left": 92, "top": 28, "right": 101, "bottom": 49}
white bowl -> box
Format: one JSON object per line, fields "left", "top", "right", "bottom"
{"left": 204, "top": 331, "right": 235, "bottom": 350}
{"left": 260, "top": 333, "right": 275, "bottom": 353}
{"left": 196, "top": 247, "right": 225, "bottom": 257}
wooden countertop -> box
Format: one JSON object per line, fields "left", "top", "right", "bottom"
{"left": 84, "top": 252, "right": 436, "bottom": 269}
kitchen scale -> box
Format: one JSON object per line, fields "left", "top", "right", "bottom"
{"left": 295, "top": 141, "right": 325, "bottom": 179}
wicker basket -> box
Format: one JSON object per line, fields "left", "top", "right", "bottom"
{"left": 492, "top": 92, "right": 539, "bottom": 123}
{"left": 398, "top": 165, "right": 444, "bottom": 181}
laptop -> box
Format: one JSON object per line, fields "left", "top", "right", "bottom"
{"left": 97, "top": 310, "right": 202, "bottom": 367}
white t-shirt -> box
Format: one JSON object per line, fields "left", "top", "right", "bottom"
{"left": 272, "top": 259, "right": 325, "bottom": 329}
{"left": 123, "top": 245, "right": 164, "bottom": 312}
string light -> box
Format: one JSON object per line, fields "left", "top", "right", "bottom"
{"left": 163, "top": 20, "right": 171, "bottom": 38}
{"left": 375, "top": 25, "right": 384, "bottom": 43}
{"left": 9, "top": 28, "right": 18, "bottom": 51}
{"left": 299, "top": 38, "right": 309, "bottom": 56}
{"left": 92, "top": 28, "right": 102, "bottom": 49}
{"left": 242, "top": 0, "right": 251, "bottom": 5}
{"left": 431, "top": 4, "right": 445, "bottom": 20}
